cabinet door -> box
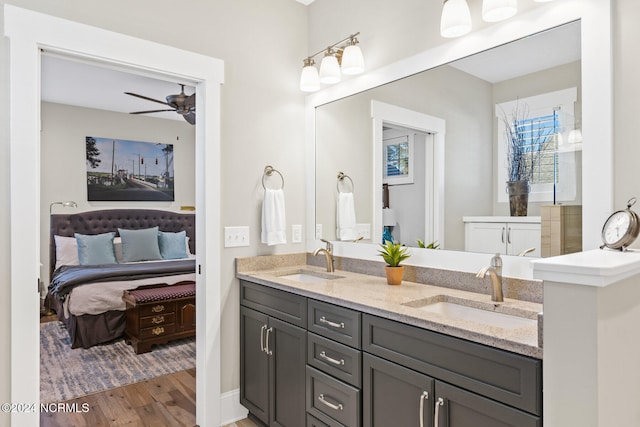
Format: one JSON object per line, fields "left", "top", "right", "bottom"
{"left": 269, "top": 317, "right": 307, "bottom": 427}
{"left": 240, "top": 306, "right": 270, "bottom": 425}
{"left": 464, "top": 222, "right": 507, "bottom": 255}
{"left": 176, "top": 298, "right": 196, "bottom": 332}
{"left": 434, "top": 382, "right": 540, "bottom": 427}
{"left": 363, "top": 353, "right": 434, "bottom": 427}
{"left": 505, "top": 223, "right": 541, "bottom": 257}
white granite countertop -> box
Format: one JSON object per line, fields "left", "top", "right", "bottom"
{"left": 237, "top": 264, "right": 543, "bottom": 359}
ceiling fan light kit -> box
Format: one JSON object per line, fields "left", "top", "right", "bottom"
{"left": 126, "top": 83, "right": 196, "bottom": 125}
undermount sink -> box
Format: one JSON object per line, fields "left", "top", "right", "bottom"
{"left": 403, "top": 296, "right": 537, "bottom": 330}
{"left": 277, "top": 269, "right": 344, "bottom": 284}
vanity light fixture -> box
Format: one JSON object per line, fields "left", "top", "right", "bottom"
{"left": 440, "top": 0, "right": 472, "bottom": 38}
{"left": 299, "top": 32, "right": 364, "bottom": 92}
{"left": 482, "top": 0, "right": 518, "bottom": 22}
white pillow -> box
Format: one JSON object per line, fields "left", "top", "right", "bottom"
{"left": 113, "top": 237, "right": 124, "bottom": 263}
{"left": 54, "top": 235, "right": 79, "bottom": 269}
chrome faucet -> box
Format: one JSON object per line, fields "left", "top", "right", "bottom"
{"left": 476, "top": 253, "right": 504, "bottom": 302}
{"left": 518, "top": 247, "right": 536, "bottom": 257}
{"left": 314, "top": 239, "right": 335, "bottom": 272}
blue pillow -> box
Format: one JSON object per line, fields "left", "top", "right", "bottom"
{"left": 74, "top": 232, "right": 117, "bottom": 265}
{"left": 158, "top": 230, "right": 188, "bottom": 260}
{"left": 118, "top": 227, "right": 162, "bottom": 262}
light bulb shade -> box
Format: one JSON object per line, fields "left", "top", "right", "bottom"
{"left": 533, "top": 0, "right": 554, "bottom": 2}
{"left": 341, "top": 45, "right": 364, "bottom": 75}
{"left": 383, "top": 208, "right": 396, "bottom": 226}
{"left": 440, "top": 0, "right": 472, "bottom": 38}
{"left": 300, "top": 64, "right": 320, "bottom": 92}
{"left": 568, "top": 129, "right": 582, "bottom": 144}
{"left": 319, "top": 54, "right": 341, "bottom": 85}
{"left": 482, "top": 0, "right": 517, "bottom": 22}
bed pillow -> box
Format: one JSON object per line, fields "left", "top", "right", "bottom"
{"left": 158, "top": 230, "right": 188, "bottom": 260}
{"left": 113, "top": 237, "right": 124, "bottom": 263}
{"left": 118, "top": 227, "right": 162, "bottom": 262}
{"left": 74, "top": 232, "right": 117, "bottom": 265}
{"left": 54, "top": 235, "right": 80, "bottom": 269}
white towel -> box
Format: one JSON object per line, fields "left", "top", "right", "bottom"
{"left": 336, "top": 192, "right": 357, "bottom": 241}
{"left": 261, "top": 188, "right": 287, "bottom": 246}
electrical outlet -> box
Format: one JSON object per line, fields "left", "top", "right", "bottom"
{"left": 315, "top": 224, "right": 323, "bottom": 240}
{"left": 224, "top": 226, "right": 250, "bottom": 247}
{"left": 292, "top": 224, "right": 302, "bottom": 243}
{"left": 355, "top": 223, "right": 371, "bottom": 240}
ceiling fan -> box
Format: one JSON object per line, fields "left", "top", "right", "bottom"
{"left": 125, "top": 84, "right": 196, "bottom": 125}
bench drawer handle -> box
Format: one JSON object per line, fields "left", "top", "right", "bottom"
{"left": 152, "top": 305, "right": 165, "bottom": 313}
{"left": 319, "top": 316, "right": 345, "bottom": 329}
{"left": 151, "top": 327, "right": 165, "bottom": 336}
{"left": 318, "top": 394, "right": 343, "bottom": 411}
{"left": 319, "top": 351, "right": 345, "bottom": 366}
{"left": 151, "top": 315, "right": 165, "bottom": 324}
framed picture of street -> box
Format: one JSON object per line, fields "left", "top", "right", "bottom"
{"left": 86, "top": 136, "right": 175, "bottom": 201}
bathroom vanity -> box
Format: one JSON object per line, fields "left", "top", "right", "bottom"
{"left": 237, "top": 256, "right": 542, "bottom": 427}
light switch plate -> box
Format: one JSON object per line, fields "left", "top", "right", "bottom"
{"left": 292, "top": 224, "right": 302, "bottom": 243}
{"left": 224, "top": 226, "right": 250, "bottom": 247}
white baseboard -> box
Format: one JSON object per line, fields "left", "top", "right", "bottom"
{"left": 220, "top": 389, "right": 249, "bottom": 426}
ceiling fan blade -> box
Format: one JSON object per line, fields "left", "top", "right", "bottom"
{"left": 124, "top": 92, "right": 170, "bottom": 106}
{"left": 130, "top": 109, "right": 176, "bottom": 114}
{"left": 185, "top": 93, "right": 195, "bottom": 110}
{"left": 183, "top": 112, "right": 196, "bottom": 125}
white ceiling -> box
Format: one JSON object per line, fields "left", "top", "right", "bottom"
{"left": 40, "top": 22, "right": 579, "bottom": 120}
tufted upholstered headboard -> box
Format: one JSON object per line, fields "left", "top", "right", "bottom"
{"left": 50, "top": 209, "right": 195, "bottom": 276}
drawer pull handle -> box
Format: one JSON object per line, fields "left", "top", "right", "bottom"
{"left": 151, "top": 326, "right": 165, "bottom": 336}
{"left": 434, "top": 397, "right": 444, "bottom": 427}
{"left": 152, "top": 305, "right": 165, "bottom": 313}
{"left": 151, "top": 315, "right": 165, "bottom": 324}
{"left": 318, "top": 394, "right": 343, "bottom": 411}
{"left": 319, "top": 316, "right": 345, "bottom": 329}
{"left": 260, "top": 325, "right": 267, "bottom": 353}
{"left": 319, "top": 351, "right": 345, "bottom": 366}
{"left": 419, "top": 391, "right": 429, "bottom": 427}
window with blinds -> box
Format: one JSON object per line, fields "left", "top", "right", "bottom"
{"left": 512, "top": 110, "right": 559, "bottom": 185}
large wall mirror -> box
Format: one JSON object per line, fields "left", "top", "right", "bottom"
{"left": 315, "top": 21, "right": 581, "bottom": 256}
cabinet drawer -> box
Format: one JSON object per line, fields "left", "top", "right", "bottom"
{"left": 140, "top": 324, "right": 176, "bottom": 339}
{"left": 140, "top": 312, "right": 175, "bottom": 328}
{"left": 240, "top": 280, "right": 307, "bottom": 328}
{"left": 139, "top": 301, "right": 175, "bottom": 317}
{"left": 362, "top": 314, "right": 542, "bottom": 415}
{"left": 307, "top": 366, "right": 360, "bottom": 427}
{"left": 306, "top": 413, "right": 334, "bottom": 427}
{"left": 308, "top": 333, "right": 362, "bottom": 387}
{"left": 308, "top": 300, "right": 361, "bottom": 348}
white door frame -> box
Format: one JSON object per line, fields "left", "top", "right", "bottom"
{"left": 371, "top": 101, "right": 445, "bottom": 247}
{"left": 4, "top": 5, "right": 224, "bottom": 426}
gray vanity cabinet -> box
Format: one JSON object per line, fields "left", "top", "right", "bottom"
{"left": 240, "top": 281, "right": 307, "bottom": 427}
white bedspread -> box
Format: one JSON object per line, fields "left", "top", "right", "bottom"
{"left": 64, "top": 272, "right": 196, "bottom": 316}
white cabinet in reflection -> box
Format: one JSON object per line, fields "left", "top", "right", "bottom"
{"left": 463, "top": 216, "right": 541, "bottom": 257}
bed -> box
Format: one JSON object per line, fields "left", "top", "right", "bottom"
{"left": 48, "top": 209, "right": 196, "bottom": 349}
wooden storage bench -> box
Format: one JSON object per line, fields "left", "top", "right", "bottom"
{"left": 123, "top": 281, "right": 196, "bottom": 354}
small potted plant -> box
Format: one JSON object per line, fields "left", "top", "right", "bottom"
{"left": 378, "top": 240, "right": 411, "bottom": 285}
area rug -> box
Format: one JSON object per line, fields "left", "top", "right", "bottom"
{"left": 40, "top": 321, "right": 195, "bottom": 403}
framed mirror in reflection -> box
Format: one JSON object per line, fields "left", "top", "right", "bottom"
{"left": 315, "top": 21, "right": 582, "bottom": 257}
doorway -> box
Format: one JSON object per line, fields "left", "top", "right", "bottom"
{"left": 5, "top": 6, "right": 223, "bottom": 426}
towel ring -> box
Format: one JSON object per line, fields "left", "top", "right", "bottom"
{"left": 337, "top": 172, "right": 354, "bottom": 193}
{"left": 262, "top": 165, "right": 285, "bottom": 190}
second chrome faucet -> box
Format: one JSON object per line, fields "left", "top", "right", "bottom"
{"left": 476, "top": 253, "right": 504, "bottom": 302}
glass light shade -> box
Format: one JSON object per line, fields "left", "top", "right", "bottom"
{"left": 482, "top": 0, "right": 517, "bottom": 22}
{"left": 299, "top": 64, "right": 320, "bottom": 92}
{"left": 440, "top": 0, "right": 472, "bottom": 38}
{"left": 533, "top": 0, "right": 554, "bottom": 2}
{"left": 568, "top": 129, "right": 582, "bottom": 144}
{"left": 319, "top": 53, "right": 341, "bottom": 85}
{"left": 341, "top": 45, "right": 365, "bottom": 75}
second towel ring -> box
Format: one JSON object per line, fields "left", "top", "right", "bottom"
{"left": 337, "top": 172, "right": 354, "bottom": 193}
{"left": 262, "top": 165, "right": 285, "bottom": 190}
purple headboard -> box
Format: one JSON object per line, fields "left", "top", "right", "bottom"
{"left": 50, "top": 209, "right": 195, "bottom": 275}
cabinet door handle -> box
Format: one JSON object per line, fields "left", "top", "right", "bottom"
{"left": 419, "top": 391, "right": 429, "bottom": 427}
{"left": 434, "top": 397, "right": 444, "bottom": 427}
{"left": 265, "top": 327, "right": 273, "bottom": 355}
{"left": 319, "top": 351, "right": 345, "bottom": 366}
{"left": 507, "top": 227, "right": 512, "bottom": 244}
{"left": 501, "top": 227, "right": 505, "bottom": 243}
{"left": 319, "top": 316, "right": 345, "bottom": 329}
{"left": 260, "top": 324, "right": 267, "bottom": 353}
{"left": 318, "top": 394, "right": 343, "bottom": 411}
